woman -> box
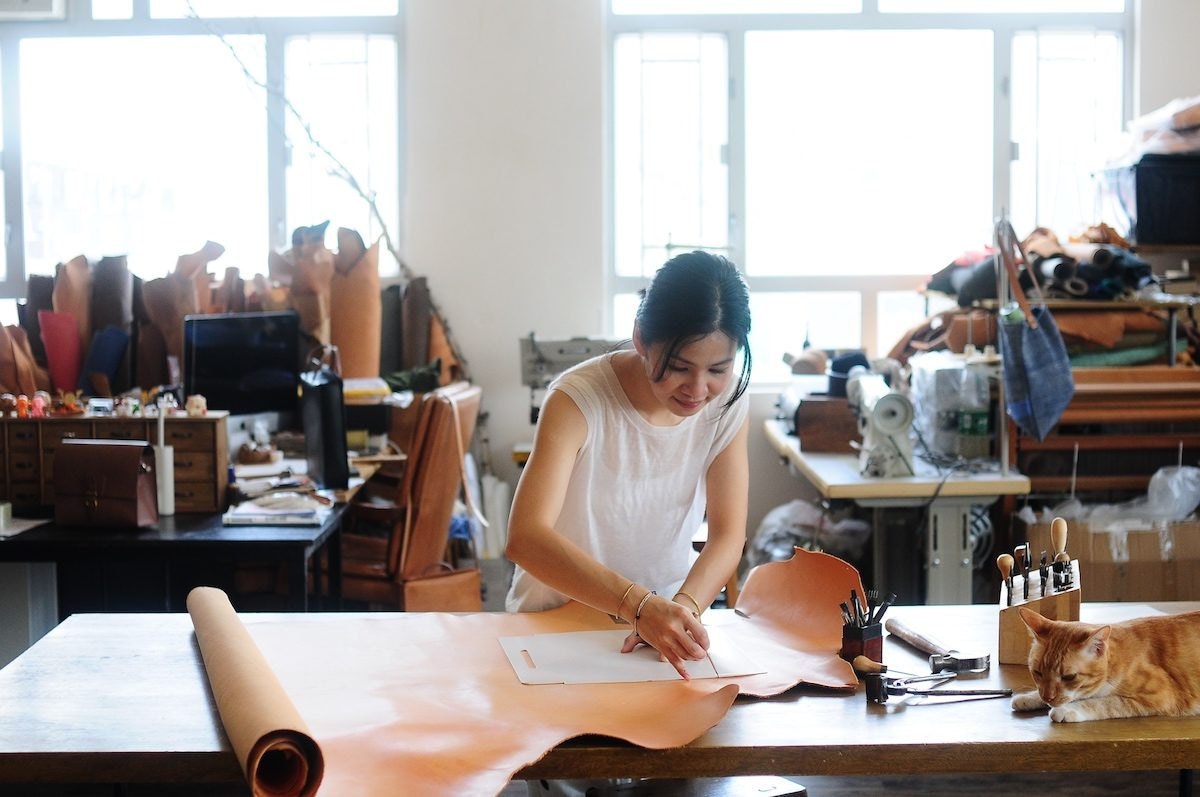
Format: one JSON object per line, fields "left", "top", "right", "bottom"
{"left": 505, "top": 250, "right": 752, "bottom": 678}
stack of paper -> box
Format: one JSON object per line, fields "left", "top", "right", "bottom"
{"left": 223, "top": 492, "right": 330, "bottom": 527}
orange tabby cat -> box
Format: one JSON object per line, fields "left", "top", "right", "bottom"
{"left": 1011, "top": 607, "right": 1200, "bottom": 722}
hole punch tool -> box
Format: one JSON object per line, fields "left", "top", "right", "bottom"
{"left": 864, "top": 671, "right": 1012, "bottom": 704}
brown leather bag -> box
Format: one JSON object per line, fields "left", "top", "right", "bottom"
{"left": 53, "top": 439, "right": 159, "bottom": 528}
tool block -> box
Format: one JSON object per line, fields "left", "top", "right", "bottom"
{"left": 997, "top": 561, "right": 1081, "bottom": 665}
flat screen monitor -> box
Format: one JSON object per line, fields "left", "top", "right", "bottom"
{"left": 182, "top": 310, "right": 302, "bottom": 429}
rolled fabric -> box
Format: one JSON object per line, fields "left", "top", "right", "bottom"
{"left": 186, "top": 587, "right": 323, "bottom": 797}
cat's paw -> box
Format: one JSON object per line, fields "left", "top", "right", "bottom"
{"left": 1048, "top": 704, "right": 1087, "bottom": 723}
{"left": 1011, "top": 690, "right": 1046, "bottom": 712}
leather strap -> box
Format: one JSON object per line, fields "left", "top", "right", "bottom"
{"left": 996, "top": 218, "right": 1041, "bottom": 330}
{"left": 447, "top": 391, "right": 488, "bottom": 530}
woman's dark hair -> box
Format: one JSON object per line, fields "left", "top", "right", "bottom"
{"left": 635, "top": 250, "right": 752, "bottom": 411}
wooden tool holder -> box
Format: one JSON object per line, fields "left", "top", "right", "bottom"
{"left": 997, "top": 561, "right": 1081, "bottom": 665}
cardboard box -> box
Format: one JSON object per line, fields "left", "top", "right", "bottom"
{"left": 1021, "top": 519, "right": 1200, "bottom": 602}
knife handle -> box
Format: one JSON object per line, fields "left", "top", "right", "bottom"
{"left": 1051, "top": 516, "right": 1068, "bottom": 558}
{"left": 884, "top": 618, "right": 950, "bottom": 657}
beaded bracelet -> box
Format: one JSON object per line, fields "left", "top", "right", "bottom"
{"left": 632, "top": 590, "right": 656, "bottom": 638}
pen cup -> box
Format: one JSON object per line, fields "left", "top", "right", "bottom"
{"left": 839, "top": 622, "right": 883, "bottom": 665}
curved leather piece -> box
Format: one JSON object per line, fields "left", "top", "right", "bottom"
{"left": 0, "top": 324, "right": 47, "bottom": 396}
{"left": 136, "top": 320, "right": 169, "bottom": 389}
{"left": 38, "top": 310, "right": 83, "bottom": 394}
{"left": 235, "top": 549, "right": 859, "bottom": 796}
{"left": 142, "top": 274, "right": 198, "bottom": 364}
{"left": 91, "top": 255, "right": 133, "bottom": 335}
{"left": 52, "top": 255, "right": 92, "bottom": 361}
{"left": 400, "top": 277, "right": 432, "bottom": 371}
{"left": 78, "top": 326, "right": 129, "bottom": 395}
{"left": 329, "top": 232, "right": 381, "bottom": 379}
{"left": 91, "top": 256, "right": 134, "bottom": 392}
{"left": 176, "top": 242, "right": 225, "bottom": 316}
{"left": 20, "top": 274, "right": 55, "bottom": 366}
{"left": 289, "top": 240, "right": 334, "bottom": 345}
{"left": 723, "top": 547, "right": 862, "bottom": 696}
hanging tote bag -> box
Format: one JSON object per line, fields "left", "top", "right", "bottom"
{"left": 994, "top": 219, "right": 1075, "bottom": 441}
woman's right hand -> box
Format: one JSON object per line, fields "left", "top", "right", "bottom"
{"left": 619, "top": 594, "right": 710, "bottom": 679}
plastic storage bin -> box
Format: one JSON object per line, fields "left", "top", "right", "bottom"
{"left": 1100, "top": 154, "right": 1200, "bottom": 245}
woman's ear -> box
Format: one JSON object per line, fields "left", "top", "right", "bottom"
{"left": 632, "top": 322, "right": 647, "bottom": 357}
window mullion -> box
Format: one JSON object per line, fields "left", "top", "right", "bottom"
{"left": 265, "top": 30, "right": 287, "bottom": 256}
{"left": 727, "top": 27, "right": 745, "bottom": 272}
{"left": 994, "top": 24, "right": 1013, "bottom": 226}
{"left": 1, "top": 37, "right": 24, "bottom": 297}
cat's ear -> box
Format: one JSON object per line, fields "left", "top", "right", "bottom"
{"left": 1019, "top": 607, "right": 1049, "bottom": 636}
{"left": 1086, "top": 626, "right": 1112, "bottom": 658}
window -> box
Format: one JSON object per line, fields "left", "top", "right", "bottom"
{"left": 609, "top": 3, "right": 1129, "bottom": 384}
{"left": 20, "top": 35, "right": 268, "bottom": 280}
{"left": 0, "top": 3, "right": 400, "bottom": 311}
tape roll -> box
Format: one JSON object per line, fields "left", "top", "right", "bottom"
{"left": 1062, "top": 276, "right": 1089, "bottom": 297}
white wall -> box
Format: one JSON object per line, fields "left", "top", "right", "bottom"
{"left": 1135, "top": 0, "right": 1200, "bottom": 116}
{"left": 404, "top": 0, "right": 606, "bottom": 485}
{"left": 403, "top": 0, "right": 1198, "bottom": 538}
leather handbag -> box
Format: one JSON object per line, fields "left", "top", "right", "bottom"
{"left": 53, "top": 438, "right": 159, "bottom": 528}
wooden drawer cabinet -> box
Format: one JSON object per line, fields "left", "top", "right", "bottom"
{"left": 0, "top": 412, "right": 229, "bottom": 514}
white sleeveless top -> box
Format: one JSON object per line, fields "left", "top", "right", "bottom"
{"left": 505, "top": 353, "right": 748, "bottom": 613}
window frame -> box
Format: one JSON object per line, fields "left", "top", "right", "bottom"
{"left": 604, "top": 2, "right": 1134, "bottom": 377}
{"left": 0, "top": 0, "right": 403, "bottom": 299}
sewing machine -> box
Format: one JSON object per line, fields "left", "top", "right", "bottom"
{"left": 847, "top": 372, "right": 915, "bottom": 478}
{"left": 518, "top": 334, "right": 623, "bottom": 423}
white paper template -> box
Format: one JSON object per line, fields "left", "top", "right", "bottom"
{"left": 499, "top": 627, "right": 766, "bottom": 685}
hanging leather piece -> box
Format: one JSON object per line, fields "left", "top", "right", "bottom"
{"left": 19, "top": 274, "right": 55, "bottom": 367}
{"left": 91, "top": 255, "right": 135, "bottom": 393}
{"left": 52, "top": 255, "right": 92, "bottom": 364}
{"left": 329, "top": 228, "right": 381, "bottom": 379}
{"left": 287, "top": 222, "right": 335, "bottom": 345}
{"left": 400, "top": 276, "right": 432, "bottom": 372}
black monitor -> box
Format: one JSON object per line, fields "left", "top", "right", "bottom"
{"left": 182, "top": 310, "right": 302, "bottom": 436}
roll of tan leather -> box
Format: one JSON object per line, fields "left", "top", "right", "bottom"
{"left": 186, "top": 587, "right": 323, "bottom": 797}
